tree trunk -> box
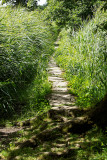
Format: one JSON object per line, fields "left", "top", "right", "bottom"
{"left": 89, "top": 94, "right": 107, "bottom": 129}
{"left": 16, "top": 0, "right": 27, "bottom": 6}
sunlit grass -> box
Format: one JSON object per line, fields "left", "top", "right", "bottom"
{"left": 54, "top": 8, "right": 107, "bottom": 107}
{"left": 0, "top": 6, "right": 56, "bottom": 118}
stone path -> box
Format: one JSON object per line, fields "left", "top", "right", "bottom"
{"left": 47, "top": 56, "right": 85, "bottom": 124}
{"left": 7, "top": 55, "right": 89, "bottom": 160}
{"left": 48, "top": 57, "right": 77, "bottom": 112}
{"left": 0, "top": 47, "right": 91, "bottom": 160}
{"left": 23, "top": 56, "right": 89, "bottom": 160}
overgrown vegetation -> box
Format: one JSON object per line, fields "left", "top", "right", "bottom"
{"left": 55, "top": 7, "right": 107, "bottom": 107}
{"left": 0, "top": 0, "right": 107, "bottom": 160}
{"left": 0, "top": 6, "right": 57, "bottom": 119}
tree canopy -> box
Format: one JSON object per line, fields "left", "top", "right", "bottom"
{"left": 46, "top": 0, "right": 106, "bottom": 29}
{"left": 2, "top": 0, "right": 38, "bottom": 8}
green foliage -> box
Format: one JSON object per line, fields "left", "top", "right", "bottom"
{"left": 2, "top": 0, "right": 27, "bottom": 6}
{"left": 46, "top": 0, "right": 106, "bottom": 30}
{"left": 0, "top": 6, "right": 55, "bottom": 117}
{"left": 27, "top": 0, "right": 37, "bottom": 10}
{"left": 54, "top": 8, "right": 107, "bottom": 107}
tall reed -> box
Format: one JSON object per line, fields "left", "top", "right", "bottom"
{"left": 55, "top": 8, "right": 107, "bottom": 107}
{"left": 0, "top": 6, "right": 55, "bottom": 116}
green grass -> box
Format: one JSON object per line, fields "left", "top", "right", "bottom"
{"left": 54, "top": 7, "right": 107, "bottom": 107}
{"left": 0, "top": 6, "right": 56, "bottom": 118}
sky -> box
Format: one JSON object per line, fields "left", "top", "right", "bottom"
{"left": 37, "top": 0, "right": 47, "bottom": 6}
{"left": 0, "top": 0, "right": 7, "bottom": 7}
{"left": 0, "top": 0, "right": 47, "bottom": 5}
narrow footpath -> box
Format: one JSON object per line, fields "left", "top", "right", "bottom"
{"left": 9, "top": 55, "right": 91, "bottom": 160}
{"left": 0, "top": 46, "right": 92, "bottom": 160}
{"left": 48, "top": 57, "right": 76, "bottom": 112}
{"left": 23, "top": 54, "right": 91, "bottom": 160}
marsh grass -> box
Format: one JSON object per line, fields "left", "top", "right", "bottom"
{"left": 0, "top": 6, "right": 55, "bottom": 118}
{"left": 54, "top": 8, "right": 107, "bottom": 107}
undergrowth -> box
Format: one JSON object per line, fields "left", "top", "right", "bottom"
{"left": 54, "top": 7, "right": 107, "bottom": 107}
{"left": 76, "top": 127, "right": 107, "bottom": 160}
